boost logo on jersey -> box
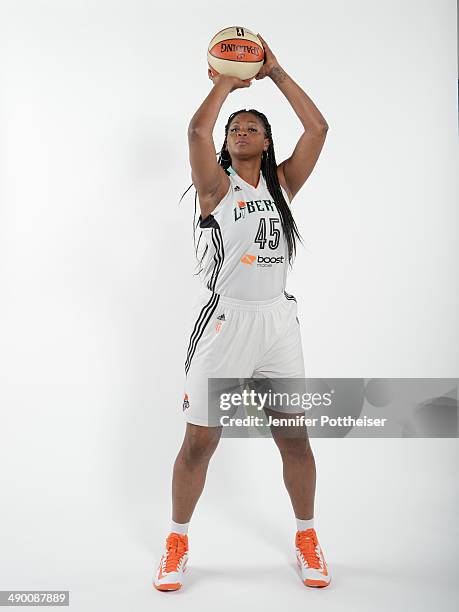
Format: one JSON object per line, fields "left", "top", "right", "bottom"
{"left": 240, "top": 253, "right": 285, "bottom": 267}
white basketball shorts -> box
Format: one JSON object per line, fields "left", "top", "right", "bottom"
{"left": 182, "top": 285, "right": 307, "bottom": 427}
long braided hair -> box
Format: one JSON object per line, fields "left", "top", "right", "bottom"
{"left": 179, "top": 108, "right": 304, "bottom": 276}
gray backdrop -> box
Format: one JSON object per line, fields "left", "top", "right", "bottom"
{"left": 0, "top": 1, "right": 457, "bottom": 611}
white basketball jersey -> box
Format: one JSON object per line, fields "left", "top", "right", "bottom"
{"left": 195, "top": 165, "right": 291, "bottom": 300}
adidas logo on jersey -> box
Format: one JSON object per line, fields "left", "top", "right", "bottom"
{"left": 217, "top": 314, "right": 226, "bottom": 320}
{"left": 234, "top": 185, "right": 242, "bottom": 191}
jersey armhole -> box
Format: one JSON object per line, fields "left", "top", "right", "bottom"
{"left": 198, "top": 179, "right": 232, "bottom": 227}
{"left": 208, "top": 178, "right": 232, "bottom": 217}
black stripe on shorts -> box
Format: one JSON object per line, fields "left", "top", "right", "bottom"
{"left": 284, "top": 290, "right": 297, "bottom": 302}
{"left": 185, "top": 291, "right": 220, "bottom": 376}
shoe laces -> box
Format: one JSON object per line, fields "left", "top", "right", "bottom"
{"left": 162, "top": 532, "right": 188, "bottom": 573}
{"left": 296, "top": 528, "right": 321, "bottom": 569}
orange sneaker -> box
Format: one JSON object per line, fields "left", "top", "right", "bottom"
{"left": 153, "top": 532, "right": 189, "bottom": 591}
{"left": 295, "top": 528, "right": 331, "bottom": 587}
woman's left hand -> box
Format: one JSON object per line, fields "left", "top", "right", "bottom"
{"left": 255, "top": 33, "right": 280, "bottom": 80}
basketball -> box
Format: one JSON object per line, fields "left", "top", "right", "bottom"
{"left": 207, "top": 26, "right": 264, "bottom": 80}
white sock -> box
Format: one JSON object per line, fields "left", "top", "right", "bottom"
{"left": 170, "top": 520, "right": 190, "bottom": 535}
{"left": 296, "top": 517, "right": 314, "bottom": 532}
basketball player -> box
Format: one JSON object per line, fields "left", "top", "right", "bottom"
{"left": 154, "top": 34, "right": 330, "bottom": 591}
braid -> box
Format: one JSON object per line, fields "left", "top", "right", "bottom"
{"left": 178, "top": 176, "right": 209, "bottom": 276}
{"left": 179, "top": 108, "right": 304, "bottom": 271}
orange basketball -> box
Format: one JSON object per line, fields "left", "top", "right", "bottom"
{"left": 207, "top": 26, "right": 264, "bottom": 80}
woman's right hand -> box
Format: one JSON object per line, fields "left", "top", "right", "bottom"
{"left": 207, "top": 69, "right": 252, "bottom": 92}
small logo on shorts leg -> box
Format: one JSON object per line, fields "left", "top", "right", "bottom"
{"left": 183, "top": 392, "right": 190, "bottom": 411}
{"left": 215, "top": 313, "right": 226, "bottom": 333}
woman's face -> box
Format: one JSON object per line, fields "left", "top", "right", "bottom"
{"left": 225, "top": 113, "right": 270, "bottom": 160}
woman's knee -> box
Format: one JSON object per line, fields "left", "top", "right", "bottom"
{"left": 275, "top": 435, "right": 313, "bottom": 459}
{"left": 180, "top": 423, "right": 222, "bottom": 466}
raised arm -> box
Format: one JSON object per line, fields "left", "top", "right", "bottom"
{"left": 188, "top": 73, "right": 251, "bottom": 219}
{"left": 255, "top": 34, "right": 329, "bottom": 202}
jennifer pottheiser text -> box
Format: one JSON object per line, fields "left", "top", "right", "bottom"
{"left": 220, "top": 415, "right": 388, "bottom": 427}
